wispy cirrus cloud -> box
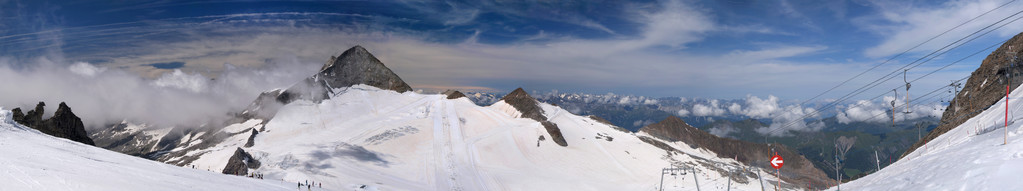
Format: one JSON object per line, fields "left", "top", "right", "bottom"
{"left": 857, "top": 0, "right": 1023, "bottom": 58}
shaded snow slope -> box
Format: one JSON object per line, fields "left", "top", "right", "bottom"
{"left": 171, "top": 85, "right": 799, "bottom": 191}
{"left": 0, "top": 109, "right": 293, "bottom": 191}
{"left": 835, "top": 84, "right": 1023, "bottom": 190}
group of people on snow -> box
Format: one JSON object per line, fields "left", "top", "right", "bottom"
{"left": 298, "top": 180, "right": 321, "bottom": 190}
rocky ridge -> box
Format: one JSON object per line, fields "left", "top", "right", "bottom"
{"left": 242, "top": 45, "right": 412, "bottom": 120}
{"left": 500, "top": 88, "right": 568, "bottom": 146}
{"left": 639, "top": 116, "right": 833, "bottom": 188}
{"left": 903, "top": 32, "right": 1023, "bottom": 159}
{"left": 12, "top": 102, "right": 95, "bottom": 146}
{"left": 222, "top": 147, "right": 261, "bottom": 175}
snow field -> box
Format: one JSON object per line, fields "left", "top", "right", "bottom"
{"left": 176, "top": 85, "right": 788, "bottom": 191}
{"left": 0, "top": 108, "right": 294, "bottom": 191}
{"left": 836, "top": 84, "right": 1023, "bottom": 190}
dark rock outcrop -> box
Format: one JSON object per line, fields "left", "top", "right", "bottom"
{"left": 241, "top": 46, "right": 413, "bottom": 120}
{"left": 279, "top": 45, "right": 412, "bottom": 103}
{"left": 500, "top": 88, "right": 567, "bottom": 147}
{"left": 12, "top": 102, "right": 95, "bottom": 146}
{"left": 501, "top": 88, "right": 547, "bottom": 121}
{"left": 639, "top": 116, "right": 832, "bottom": 188}
{"left": 222, "top": 147, "right": 260, "bottom": 175}
{"left": 539, "top": 121, "right": 568, "bottom": 146}
{"left": 244, "top": 129, "right": 258, "bottom": 147}
{"left": 442, "top": 90, "right": 467, "bottom": 99}
{"left": 903, "top": 32, "right": 1023, "bottom": 159}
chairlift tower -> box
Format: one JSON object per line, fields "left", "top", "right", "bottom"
{"left": 834, "top": 143, "right": 841, "bottom": 191}
{"left": 904, "top": 70, "right": 913, "bottom": 118}
{"left": 891, "top": 89, "right": 898, "bottom": 127}
{"left": 659, "top": 164, "right": 699, "bottom": 191}
{"left": 951, "top": 81, "right": 962, "bottom": 115}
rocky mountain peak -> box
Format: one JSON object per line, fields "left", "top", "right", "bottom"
{"left": 316, "top": 45, "right": 412, "bottom": 93}
{"left": 498, "top": 88, "right": 567, "bottom": 146}
{"left": 241, "top": 46, "right": 413, "bottom": 120}
{"left": 500, "top": 88, "right": 546, "bottom": 122}
{"left": 442, "top": 90, "right": 467, "bottom": 99}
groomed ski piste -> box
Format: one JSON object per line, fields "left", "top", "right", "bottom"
{"left": 834, "top": 84, "right": 1023, "bottom": 190}
{"left": 168, "top": 85, "right": 792, "bottom": 191}
{"left": 0, "top": 109, "right": 294, "bottom": 191}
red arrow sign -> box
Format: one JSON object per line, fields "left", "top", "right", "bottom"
{"left": 771, "top": 155, "right": 784, "bottom": 169}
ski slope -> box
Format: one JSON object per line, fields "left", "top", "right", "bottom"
{"left": 835, "top": 85, "right": 1023, "bottom": 190}
{"left": 0, "top": 109, "right": 294, "bottom": 191}
{"left": 169, "top": 85, "right": 790, "bottom": 191}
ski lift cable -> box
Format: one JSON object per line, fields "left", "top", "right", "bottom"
{"left": 902, "top": 14, "right": 1023, "bottom": 80}
{"left": 821, "top": 9, "right": 1023, "bottom": 113}
{"left": 860, "top": 81, "right": 955, "bottom": 125}
{"left": 770, "top": 38, "right": 988, "bottom": 135}
{"left": 793, "top": 6, "right": 1023, "bottom": 122}
{"left": 769, "top": 34, "right": 995, "bottom": 136}
{"left": 770, "top": 36, "right": 1001, "bottom": 135}
{"left": 799, "top": 5, "right": 1023, "bottom": 115}
{"left": 766, "top": 25, "right": 1016, "bottom": 136}
{"left": 850, "top": 79, "right": 967, "bottom": 126}
{"left": 798, "top": 0, "right": 1020, "bottom": 106}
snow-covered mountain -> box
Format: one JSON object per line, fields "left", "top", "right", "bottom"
{"left": 168, "top": 84, "right": 794, "bottom": 190}
{"left": 91, "top": 46, "right": 812, "bottom": 190}
{"left": 0, "top": 108, "right": 294, "bottom": 191}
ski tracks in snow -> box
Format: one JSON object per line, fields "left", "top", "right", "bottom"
{"left": 429, "top": 100, "right": 486, "bottom": 191}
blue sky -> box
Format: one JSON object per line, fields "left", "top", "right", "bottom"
{"left": 1, "top": 0, "right": 1021, "bottom": 101}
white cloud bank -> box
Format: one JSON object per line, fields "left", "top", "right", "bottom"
{"left": 835, "top": 96, "right": 944, "bottom": 124}
{"left": 0, "top": 55, "right": 319, "bottom": 129}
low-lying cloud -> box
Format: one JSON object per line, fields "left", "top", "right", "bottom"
{"left": 835, "top": 96, "right": 943, "bottom": 124}
{"left": 0, "top": 55, "right": 319, "bottom": 129}
{"left": 692, "top": 99, "right": 728, "bottom": 116}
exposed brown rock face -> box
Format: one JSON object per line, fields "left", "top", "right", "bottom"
{"left": 314, "top": 45, "right": 413, "bottom": 94}
{"left": 639, "top": 116, "right": 833, "bottom": 188}
{"left": 244, "top": 129, "right": 258, "bottom": 148}
{"left": 500, "top": 88, "right": 567, "bottom": 147}
{"left": 12, "top": 102, "right": 95, "bottom": 146}
{"left": 903, "top": 32, "right": 1023, "bottom": 159}
{"left": 241, "top": 45, "right": 413, "bottom": 120}
{"left": 442, "top": 90, "right": 467, "bottom": 99}
{"left": 501, "top": 88, "right": 547, "bottom": 121}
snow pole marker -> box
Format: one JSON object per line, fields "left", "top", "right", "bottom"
{"left": 874, "top": 150, "right": 880, "bottom": 172}
{"left": 1007, "top": 46, "right": 1015, "bottom": 145}
{"left": 776, "top": 168, "right": 780, "bottom": 191}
